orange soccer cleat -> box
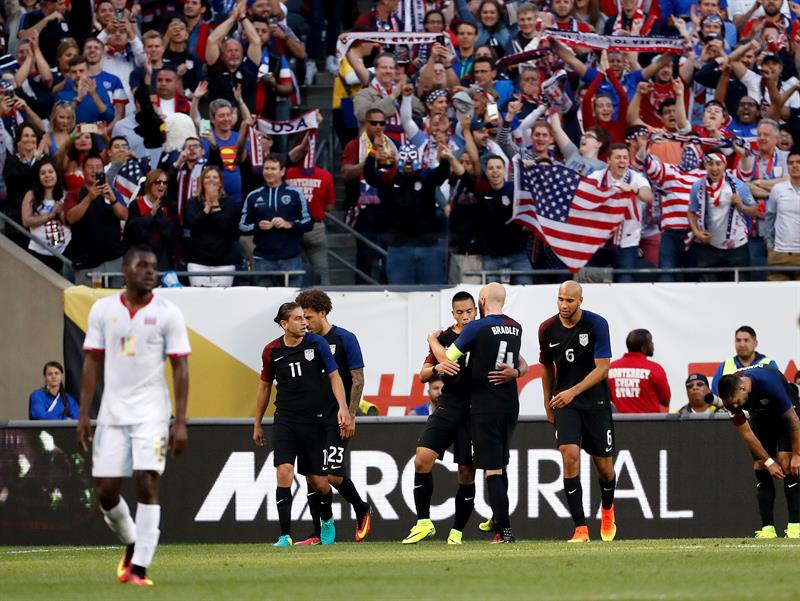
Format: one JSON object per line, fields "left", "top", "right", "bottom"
{"left": 568, "top": 525, "right": 590, "bottom": 543}
{"left": 128, "top": 573, "right": 154, "bottom": 587}
{"left": 600, "top": 505, "right": 617, "bottom": 542}
{"left": 355, "top": 506, "right": 373, "bottom": 542}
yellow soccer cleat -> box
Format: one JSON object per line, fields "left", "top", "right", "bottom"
{"left": 401, "top": 519, "right": 435, "bottom": 544}
{"left": 784, "top": 523, "right": 799, "bottom": 539}
{"left": 754, "top": 525, "right": 778, "bottom": 539}
{"left": 447, "top": 529, "right": 463, "bottom": 545}
{"left": 600, "top": 505, "right": 617, "bottom": 542}
{"left": 478, "top": 517, "right": 494, "bottom": 532}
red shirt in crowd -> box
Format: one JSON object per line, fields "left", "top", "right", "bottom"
{"left": 607, "top": 351, "right": 671, "bottom": 413}
{"left": 284, "top": 165, "right": 335, "bottom": 222}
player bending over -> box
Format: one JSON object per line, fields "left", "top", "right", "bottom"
{"left": 718, "top": 366, "right": 800, "bottom": 539}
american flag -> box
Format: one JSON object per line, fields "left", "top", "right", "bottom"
{"left": 512, "top": 157, "right": 633, "bottom": 272}
{"left": 113, "top": 158, "right": 145, "bottom": 206}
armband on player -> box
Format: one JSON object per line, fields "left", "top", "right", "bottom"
{"left": 445, "top": 344, "right": 463, "bottom": 362}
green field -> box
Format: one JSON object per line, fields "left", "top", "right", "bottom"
{"left": 2, "top": 539, "right": 799, "bottom": 600}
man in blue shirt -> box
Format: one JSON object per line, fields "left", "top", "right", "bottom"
{"left": 718, "top": 365, "right": 800, "bottom": 539}
{"left": 55, "top": 55, "right": 114, "bottom": 124}
{"left": 239, "top": 153, "right": 312, "bottom": 287}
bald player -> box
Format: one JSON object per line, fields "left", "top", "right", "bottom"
{"left": 539, "top": 280, "right": 616, "bottom": 543}
{"left": 430, "top": 282, "right": 523, "bottom": 543}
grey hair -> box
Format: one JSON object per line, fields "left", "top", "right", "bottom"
{"left": 209, "top": 98, "right": 233, "bottom": 118}
{"left": 757, "top": 118, "right": 780, "bottom": 135}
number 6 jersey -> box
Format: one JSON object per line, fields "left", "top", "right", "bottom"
{"left": 538, "top": 310, "right": 612, "bottom": 407}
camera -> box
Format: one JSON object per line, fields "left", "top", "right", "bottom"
{"left": 95, "top": 171, "right": 106, "bottom": 186}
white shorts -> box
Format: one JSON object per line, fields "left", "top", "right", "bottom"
{"left": 92, "top": 421, "right": 170, "bottom": 477}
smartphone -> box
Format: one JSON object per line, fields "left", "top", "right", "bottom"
{"left": 80, "top": 123, "right": 99, "bottom": 134}
{"left": 115, "top": 8, "right": 125, "bottom": 20}
{"left": 436, "top": 35, "right": 445, "bottom": 46}
{"left": 486, "top": 103, "right": 499, "bottom": 122}
{"left": 96, "top": 170, "right": 106, "bottom": 185}
{"left": 199, "top": 119, "right": 212, "bottom": 136}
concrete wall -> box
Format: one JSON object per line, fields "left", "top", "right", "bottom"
{"left": 0, "top": 236, "right": 70, "bottom": 420}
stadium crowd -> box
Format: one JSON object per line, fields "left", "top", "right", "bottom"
{"left": 0, "top": 0, "right": 799, "bottom": 286}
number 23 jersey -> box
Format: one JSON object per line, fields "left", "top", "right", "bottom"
{"left": 538, "top": 310, "right": 612, "bottom": 407}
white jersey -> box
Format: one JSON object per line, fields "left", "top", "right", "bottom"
{"left": 83, "top": 292, "right": 191, "bottom": 426}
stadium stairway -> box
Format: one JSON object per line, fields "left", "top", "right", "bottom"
{"left": 301, "top": 71, "right": 358, "bottom": 285}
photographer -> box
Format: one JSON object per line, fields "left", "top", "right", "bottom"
{"left": 677, "top": 373, "right": 725, "bottom": 414}
{"left": 64, "top": 154, "right": 128, "bottom": 285}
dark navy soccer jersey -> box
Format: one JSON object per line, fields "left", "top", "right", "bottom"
{"left": 731, "top": 364, "right": 799, "bottom": 426}
{"left": 425, "top": 326, "right": 472, "bottom": 414}
{"left": 261, "top": 332, "right": 339, "bottom": 419}
{"left": 447, "top": 314, "right": 522, "bottom": 415}
{"left": 538, "top": 309, "right": 612, "bottom": 407}
{"left": 322, "top": 324, "right": 365, "bottom": 410}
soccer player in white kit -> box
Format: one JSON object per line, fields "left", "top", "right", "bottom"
{"left": 77, "top": 245, "right": 191, "bottom": 587}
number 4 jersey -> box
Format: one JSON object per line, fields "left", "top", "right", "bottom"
{"left": 538, "top": 310, "right": 612, "bottom": 407}
{"left": 446, "top": 314, "right": 522, "bottom": 415}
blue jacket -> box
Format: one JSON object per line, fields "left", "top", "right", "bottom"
{"left": 29, "top": 388, "right": 79, "bottom": 420}
{"left": 239, "top": 182, "right": 313, "bottom": 260}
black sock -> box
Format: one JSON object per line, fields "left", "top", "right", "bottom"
{"left": 276, "top": 486, "right": 293, "bottom": 536}
{"left": 784, "top": 475, "right": 800, "bottom": 522}
{"left": 319, "top": 489, "right": 333, "bottom": 521}
{"left": 564, "top": 476, "right": 586, "bottom": 527}
{"left": 123, "top": 543, "right": 134, "bottom": 566}
{"left": 131, "top": 564, "right": 146, "bottom": 578}
{"left": 453, "top": 483, "right": 476, "bottom": 532}
{"left": 334, "top": 477, "right": 369, "bottom": 519}
{"left": 487, "top": 471, "right": 509, "bottom": 523}
{"left": 414, "top": 472, "right": 434, "bottom": 520}
{"left": 306, "top": 490, "right": 321, "bottom": 537}
{"left": 486, "top": 474, "right": 510, "bottom": 530}
{"left": 599, "top": 476, "right": 616, "bottom": 511}
{"left": 754, "top": 470, "right": 775, "bottom": 527}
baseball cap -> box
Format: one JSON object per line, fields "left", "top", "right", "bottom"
{"left": 761, "top": 53, "right": 782, "bottom": 64}
{"left": 471, "top": 118, "right": 488, "bottom": 131}
{"left": 685, "top": 373, "right": 709, "bottom": 387}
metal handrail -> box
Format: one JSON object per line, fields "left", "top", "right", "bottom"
{"left": 87, "top": 270, "right": 306, "bottom": 288}
{"left": 0, "top": 212, "right": 73, "bottom": 268}
{"left": 323, "top": 212, "right": 388, "bottom": 257}
{"left": 464, "top": 265, "right": 800, "bottom": 285}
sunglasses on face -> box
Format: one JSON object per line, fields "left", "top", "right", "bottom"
{"left": 367, "top": 120, "right": 386, "bottom": 126}
{"left": 154, "top": 180, "right": 168, "bottom": 185}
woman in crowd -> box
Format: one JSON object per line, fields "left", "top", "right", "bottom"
{"left": 20, "top": 158, "right": 71, "bottom": 271}
{"left": 183, "top": 166, "right": 241, "bottom": 287}
{"left": 455, "top": 0, "right": 511, "bottom": 55}
{"left": 28, "top": 360, "right": 79, "bottom": 420}
{"left": 54, "top": 128, "right": 104, "bottom": 193}
{"left": 123, "top": 168, "right": 179, "bottom": 270}
{"left": 50, "top": 39, "right": 80, "bottom": 94}
{"left": 2, "top": 123, "right": 46, "bottom": 247}
{"left": 45, "top": 101, "right": 77, "bottom": 157}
